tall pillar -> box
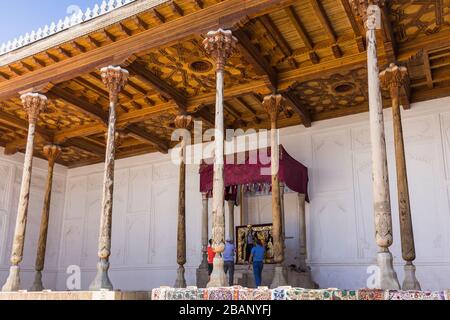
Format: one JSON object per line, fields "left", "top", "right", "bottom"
{"left": 380, "top": 63, "right": 421, "bottom": 290}
{"left": 200, "top": 193, "right": 209, "bottom": 268}
{"left": 203, "top": 29, "right": 237, "bottom": 288}
{"left": 297, "top": 194, "right": 308, "bottom": 272}
{"left": 30, "top": 145, "right": 62, "bottom": 292}
{"left": 2, "top": 93, "right": 47, "bottom": 292}
{"left": 351, "top": 0, "right": 400, "bottom": 289}
{"left": 89, "top": 66, "right": 129, "bottom": 291}
{"left": 196, "top": 192, "right": 210, "bottom": 287}
{"left": 174, "top": 114, "right": 192, "bottom": 288}
{"left": 228, "top": 200, "right": 235, "bottom": 241}
{"left": 280, "top": 182, "right": 286, "bottom": 247}
{"left": 263, "top": 94, "right": 288, "bottom": 288}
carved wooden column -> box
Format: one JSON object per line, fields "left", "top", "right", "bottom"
{"left": 174, "top": 114, "right": 192, "bottom": 288}
{"left": 196, "top": 192, "right": 210, "bottom": 287}
{"left": 297, "top": 193, "right": 308, "bottom": 272}
{"left": 89, "top": 66, "right": 128, "bottom": 291}
{"left": 203, "top": 29, "right": 237, "bottom": 287}
{"left": 263, "top": 94, "right": 288, "bottom": 288}
{"left": 228, "top": 200, "right": 235, "bottom": 241}
{"left": 380, "top": 63, "right": 421, "bottom": 290}
{"left": 2, "top": 93, "right": 47, "bottom": 292}
{"left": 30, "top": 145, "right": 62, "bottom": 292}
{"left": 200, "top": 192, "right": 209, "bottom": 268}
{"left": 351, "top": 0, "right": 400, "bottom": 289}
{"left": 280, "top": 182, "right": 286, "bottom": 247}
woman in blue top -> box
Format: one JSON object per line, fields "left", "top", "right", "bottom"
{"left": 248, "top": 238, "right": 266, "bottom": 287}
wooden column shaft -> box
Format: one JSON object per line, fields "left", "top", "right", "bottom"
{"left": 175, "top": 115, "right": 192, "bottom": 267}
{"left": 97, "top": 66, "right": 129, "bottom": 262}
{"left": 380, "top": 63, "right": 416, "bottom": 262}
{"left": 263, "top": 94, "right": 285, "bottom": 264}
{"left": 366, "top": 12, "right": 394, "bottom": 250}
{"left": 34, "top": 146, "right": 61, "bottom": 272}
{"left": 10, "top": 93, "right": 47, "bottom": 266}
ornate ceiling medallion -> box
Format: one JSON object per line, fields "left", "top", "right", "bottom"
{"left": 189, "top": 60, "right": 214, "bottom": 73}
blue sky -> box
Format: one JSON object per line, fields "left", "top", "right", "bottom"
{"left": 0, "top": 0, "right": 100, "bottom": 44}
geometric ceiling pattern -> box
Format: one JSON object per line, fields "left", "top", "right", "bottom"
{"left": 0, "top": 0, "right": 449, "bottom": 167}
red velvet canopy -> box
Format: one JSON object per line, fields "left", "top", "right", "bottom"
{"left": 199, "top": 145, "right": 309, "bottom": 202}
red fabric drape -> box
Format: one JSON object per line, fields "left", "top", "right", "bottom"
{"left": 199, "top": 145, "right": 309, "bottom": 202}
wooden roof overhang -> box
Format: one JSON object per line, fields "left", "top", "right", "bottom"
{"left": 0, "top": 0, "right": 449, "bottom": 168}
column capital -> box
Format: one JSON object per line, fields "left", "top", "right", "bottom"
{"left": 100, "top": 66, "right": 129, "bottom": 99}
{"left": 20, "top": 93, "right": 47, "bottom": 124}
{"left": 174, "top": 114, "right": 193, "bottom": 130}
{"left": 379, "top": 63, "right": 409, "bottom": 95}
{"left": 203, "top": 29, "right": 237, "bottom": 72}
{"left": 43, "top": 145, "right": 62, "bottom": 165}
{"left": 262, "top": 94, "right": 285, "bottom": 123}
{"left": 350, "top": 0, "right": 385, "bottom": 29}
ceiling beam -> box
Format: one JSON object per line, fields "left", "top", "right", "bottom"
{"left": 125, "top": 124, "right": 169, "bottom": 154}
{"left": 233, "top": 29, "right": 278, "bottom": 91}
{"left": 280, "top": 90, "right": 312, "bottom": 128}
{"left": 423, "top": 51, "right": 434, "bottom": 89}
{"left": 128, "top": 61, "right": 187, "bottom": 111}
{"left": 259, "top": 15, "right": 292, "bottom": 58}
{"left": 284, "top": 6, "right": 320, "bottom": 64}
{"left": 0, "top": 0, "right": 295, "bottom": 101}
{"left": 310, "top": 0, "right": 336, "bottom": 43}
{"left": 191, "top": 106, "right": 215, "bottom": 127}
{"left": 339, "top": 0, "right": 362, "bottom": 37}
{"left": 68, "top": 137, "right": 105, "bottom": 156}
{"left": 0, "top": 110, "right": 51, "bottom": 141}
{"left": 380, "top": 5, "right": 397, "bottom": 62}
{"left": 48, "top": 86, "right": 108, "bottom": 124}
{"left": 310, "top": 0, "right": 343, "bottom": 59}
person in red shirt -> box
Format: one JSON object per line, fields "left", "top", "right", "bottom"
{"left": 207, "top": 239, "right": 216, "bottom": 277}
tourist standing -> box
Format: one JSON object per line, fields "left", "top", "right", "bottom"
{"left": 249, "top": 238, "right": 266, "bottom": 287}
{"left": 223, "top": 238, "right": 236, "bottom": 286}
{"left": 207, "top": 239, "right": 215, "bottom": 277}
{"left": 245, "top": 225, "right": 255, "bottom": 262}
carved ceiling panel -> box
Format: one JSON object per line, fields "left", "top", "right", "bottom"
{"left": 291, "top": 68, "right": 369, "bottom": 116}
{"left": 137, "top": 37, "right": 261, "bottom": 98}
{"left": 391, "top": 0, "right": 450, "bottom": 43}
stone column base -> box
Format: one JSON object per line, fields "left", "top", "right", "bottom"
{"left": 207, "top": 257, "right": 227, "bottom": 288}
{"left": 287, "top": 268, "right": 318, "bottom": 289}
{"left": 196, "top": 267, "right": 209, "bottom": 288}
{"left": 174, "top": 266, "right": 187, "bottom": 288}
{"left": 89, "top": 259, "right": 113, "bottom": 291}
{"left": 29, "top": 271, "right": 44, "bottom": 292}
{"left": 270, "top": 265, "right": 288, "bottom": 289}
{"left": 2, "top": 266, "right": 21, "bottom": 292}
{"left": 402, "top": 263, "right": 421, "bottom": 290}
{"left": 377, "top": 251, "right": 400, "bottom": 290}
